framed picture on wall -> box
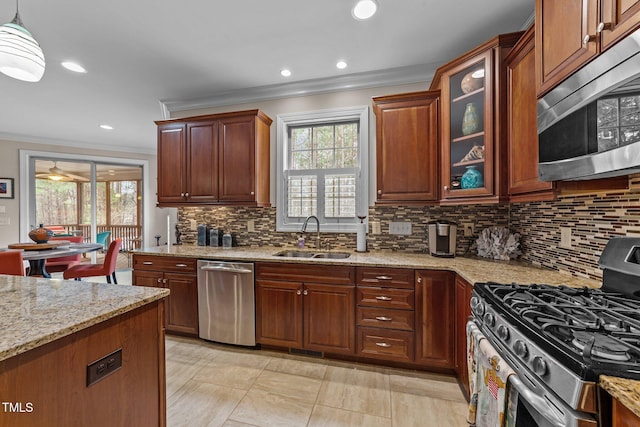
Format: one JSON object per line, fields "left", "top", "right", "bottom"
{"left": 0, "top": 178, "right": 14, "bottom": 199}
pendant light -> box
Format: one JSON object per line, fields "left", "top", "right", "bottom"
{"left": 0, "top": 0, "right": 45, "bottom": 82}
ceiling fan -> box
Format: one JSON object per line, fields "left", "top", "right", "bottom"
{"left": 36, "top": 161, "right": 89, "bottom": 182}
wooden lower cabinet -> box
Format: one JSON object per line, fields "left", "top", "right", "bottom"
{"left": 454, "top": 275, "right": 473, "bottom": 399}
{"left": 0, "top": 302, "right": 165, "bottom": 427}
{"left": 255, "top": 263, "right": 356, "bottom": 355}
{"left": 612, "top": 397, "right": 640, "bottom": 427}
{"left": 415, "top": 270, "right": 455, "bottom": 369}
{"left": 132, "top": 255, "right": 199, "bottom": 337}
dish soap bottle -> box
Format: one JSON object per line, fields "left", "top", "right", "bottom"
{"left": 297, "top": 235, "right": 305, "bottom": 249}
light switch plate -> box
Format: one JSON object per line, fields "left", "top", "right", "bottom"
{"left": 0, "top": 217, "right": 9, "bottom": 225}
{"left": 247, "top": 219, "right": 255, "bottom": 232}
{"left": 371, "top": 221, "right": 381, "bottom": 235}
{"left": 389, "top": 221, "right": 412, "bottom": 235}
{"left": 0, "top": 205, "right": 5, "bottom": 213}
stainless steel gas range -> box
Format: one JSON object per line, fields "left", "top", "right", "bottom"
{"left": 469, "top": 237, "right": 640, "bottom": 427}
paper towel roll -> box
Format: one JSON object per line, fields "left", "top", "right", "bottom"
{"left": 356, "top": 223, "right": 367, "bottom": 252}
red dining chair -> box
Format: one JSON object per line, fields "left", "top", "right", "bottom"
{"left": 45, "top": 235, "right": 84, "bottom": 273}
{"left": 0, "top": 250, "right": 26, "bottom": 276}
{"left": 63, "top": 238, "right": 122, "bottom": 284}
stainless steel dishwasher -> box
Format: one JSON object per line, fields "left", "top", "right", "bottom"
{"left": 197, "top": 260, "right": 255, "bottom": 346}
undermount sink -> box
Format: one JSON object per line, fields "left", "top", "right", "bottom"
{"left": 273, "top": 250, "right": 351, "bottom": 259}
{"left": 311, "top": 252, "right": 351, "bottom": 259}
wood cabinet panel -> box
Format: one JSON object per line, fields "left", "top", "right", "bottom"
{"left": 357, "top": 327, "right": 415, "bottom": 363}
{"left": 132, "top": 255, "right": 198, "bottom": 337}
{"left": 373, "top": 91, "right": 440, "bottom": 204}
{"left": 256, "top": 262, "right": 355, "bottom": 285}
{"left": 219, "top": 116, "right": 255, "bottom": 203}
{"left": 612, "top": 396, "right": 640, "bottom": 426}
{"left": 507, "top": 27, "right": 555, "bottom": 202}
{"left": 356, "top": 267, "right": 415, "bottom": 288}
{"left": 0, "top": 303, "right": 165, "bottom": 427}
{"left": 455, "top": 275, "right": 473, "bottom": 400}
{"left": 536, "top": 0, "right": 598, "bottom": 96}
{"left": 356, "top": 307, "right": 414, "bottom": 331}
{"left": 255, "top": 280, "right": 303, "bottom": 348}
{"left": 357, "top": 287, "right": 415, "bottom": 310}
{"left": 601, "top": 0, "right": 640, "bottom": 48}
{"left": 157, "top": 124, "right": 186, "bottom": 204}
{"left": 303, "top": 283, "right": 355, "bottom": 354}
{"left": 187, "top": 121, "right": 218, "bottom": 202}
{"left": 415, "top": 270, "right": 455, "bottom": 369}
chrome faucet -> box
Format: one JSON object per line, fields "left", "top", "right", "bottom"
{"left": 301, "top": 215, "right": 321, "bottom": 249}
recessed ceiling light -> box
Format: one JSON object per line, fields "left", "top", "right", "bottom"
{"left": 281, "top": 69, "right": 291, "bottom": 77}
{"left": 336, "top": 61, "right": 348, "bottom": 69}
{"left": 61, "top": 61, "right": 87, "bottom": 73}
{"left": 100, "top": 124, "right": 114, "bottom": 130}
{"left": 352, "top": 0, "right": 378, "bottom": 20}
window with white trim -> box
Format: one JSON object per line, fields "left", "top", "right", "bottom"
{"left": 276, "top": 106, "right": 368, "bottom": 232}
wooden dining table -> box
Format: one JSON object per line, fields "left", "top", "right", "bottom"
{"left": 12, "top": 243, "right": 103, "bottom": 278}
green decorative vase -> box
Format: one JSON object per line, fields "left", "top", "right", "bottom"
{"left": 462, "top": 102, "right": 480, "bottom": 135}
{"left": 461, "top": 166, "right": 483, "bottom": 189}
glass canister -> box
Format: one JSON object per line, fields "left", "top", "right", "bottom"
{"left": 222, "top": 232, "right": 232, "bottom": 249}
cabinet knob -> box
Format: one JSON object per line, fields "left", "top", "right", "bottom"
{"left": 157, "top": 278, "right": 162, "bottom": 283}
{"left": 250, "top": 191, "right": 255, "bottom": 196}
{"left": 375, "top": 296, "right": 392, "bottom": 301}
{"left": 443, "top": 185, "right": 448, "bottom": 191}
{"left": 597, "top": 22, "right": 612, "bottom": 33}
{"left": 375, "top": 342, "right": 392, "bottom": 348}
{"left": 417, "top": 277, "right": 422, "bottom": 283}
{"left": 296, "top": 289, "right": 302, "bottom": 295}
{"left": 185, "top": 192, "right": 190, "bottom": 197}
{"left": 163, "top": 278, "right": 168, "bottom": 284}
{"left": 180, "top": 193, "right": 184, "bottom": 197}
{"left": 377, "top": 189, "right": 382, "bottom": 195}
{"left": 375, "top": 316, "right": 393, "bottom": 322}
{"left": 303, "top": 289, "right": 308, "bottom": 296}
{"left": 583, "top": 34, "right": 596, "bottom": 44}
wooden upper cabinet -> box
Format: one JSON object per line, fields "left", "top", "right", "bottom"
{"left": 157, "top": 123, "right": 186, "bottom": 204}
{"left": 155, "top": 109, "right": 272, "bottom": 207}
{"left": 432, "top": 32, "right": 521, "bottom": 205}
{"left": 506, "top": 27, "right": 555, "bottom": 202}
{"left": 536, "top": 0, "right": 640, "bottom": 96}
{"left": 187, "top": 121, "right": 219, "bottom": 202}
{"left": 372, "top": 91, "right": 439, "bottom": 205}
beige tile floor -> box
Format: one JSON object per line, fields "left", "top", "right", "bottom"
{"left": 165, "top": 336, "right": 469, "bottom": 427}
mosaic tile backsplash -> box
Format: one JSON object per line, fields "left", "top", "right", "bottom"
{"left": 177, "top": 175, "right": 640, "bottom": 282}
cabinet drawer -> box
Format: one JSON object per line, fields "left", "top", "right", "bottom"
{"left": 133, "top": 255, "right": 197, "bottom": 273}
{"left": 357, "top": 327, "right": 414, "bottom": 363}
{"left": 357, "top": 307, "right": 414, "bottom": 331}
{"left": 356, "top": 267, "right": 414, "bottom": 288}
{"left": 256, "top": 262, "right": 355, "bottom": 285}
{"left": 357, "top": 287, "right": 415, "bottom": 310}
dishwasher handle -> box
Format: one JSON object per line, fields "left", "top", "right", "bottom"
{"left": 200, "top": 265, "right": 253, "bottom": 274}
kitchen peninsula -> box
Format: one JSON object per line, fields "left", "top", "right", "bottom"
{"left": 0, "top": 275, "right": 168, "bottom": 427}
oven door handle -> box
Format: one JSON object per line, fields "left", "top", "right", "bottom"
{"left": 508, "top": 376, "right": 592, "bottom": 427}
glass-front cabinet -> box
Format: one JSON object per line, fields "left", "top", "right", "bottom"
{"left": 441, "top": 51, "right": 493, "bottom": 200}
{"left": 435, "top": 33, "right": 521, "bottom": 204}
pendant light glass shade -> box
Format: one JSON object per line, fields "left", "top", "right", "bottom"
{"left": 0, "top": 12, "right": 45, "bottom": 82}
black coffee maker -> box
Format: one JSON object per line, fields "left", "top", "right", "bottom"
{"left": 427, "top": 220, "right": 458, "bottom": 257}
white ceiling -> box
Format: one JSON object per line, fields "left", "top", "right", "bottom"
{"left": 0, "top": 0, "right": 534, "bottom": 154}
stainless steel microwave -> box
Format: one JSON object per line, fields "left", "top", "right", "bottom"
{"left": 537, "top": 28, "right": 640, "bottom": 181}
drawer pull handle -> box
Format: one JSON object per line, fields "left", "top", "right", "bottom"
{"left": 375, "top": 275, "right": 392, "bottom": 280}
{"left": 375, "top": 296, "right": 392, "bottom": 301}
{"left": 176, "top": 263, "right": 188, "bottom": 267}
{"left": 143, "top": 261, "right": 153, "bottom": 265}
{"left": 375, "top": 316, "right": 392, "bottom": 321}
{"left": 375, "top": 342, "right": 392, "bottom": 348}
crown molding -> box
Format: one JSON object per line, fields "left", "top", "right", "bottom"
{"left": 159, "top": 63, "right": 438, "bottom": 116}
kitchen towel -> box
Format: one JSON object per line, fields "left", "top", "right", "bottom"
{"left": 466, "top": 321, "right": 518, "bottom": 427}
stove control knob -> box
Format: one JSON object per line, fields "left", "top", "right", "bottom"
{"left": 470, "top": 298, "right": 485, "bottom": 317}
{"left": 532, "top": 356, "right": 548, "bottom": 376}
{"left": 483, "top": 313, "right": 495, "bottom": 327}
{"left": 497, "top": 325, "right": 510, "bottom": 341}
{"left": 513, "top": 340, "right": 528, "bottom": 358}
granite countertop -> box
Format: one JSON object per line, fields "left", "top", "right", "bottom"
{"left": 600, "top": 375, "right": 640, "bottom": 418}
{"left": 0, "top": 275, "right": 169, "bottom": 362}
{"left": 134, "top": 245, "right": 600, "bottom": 288}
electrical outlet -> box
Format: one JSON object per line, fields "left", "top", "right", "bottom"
{"left": 189, "top": 219, "right": 197, "bottom": 231}
{"left": 86, "top": 348, "right": 122, "bottom": 387}
{"left": 560, "top": 227, "right": 572, "bottom": 248}
{"left": 247, "top": 219, "right": 255, "bottom": 232}
{"left": 463, "top": 223, "right": 475, "bottom": 237}
{"left": 389, "top": 221, "right": 412, "bottom": 235}
{"left": 371, "top": 221, "right": 381, "bottom": 235}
